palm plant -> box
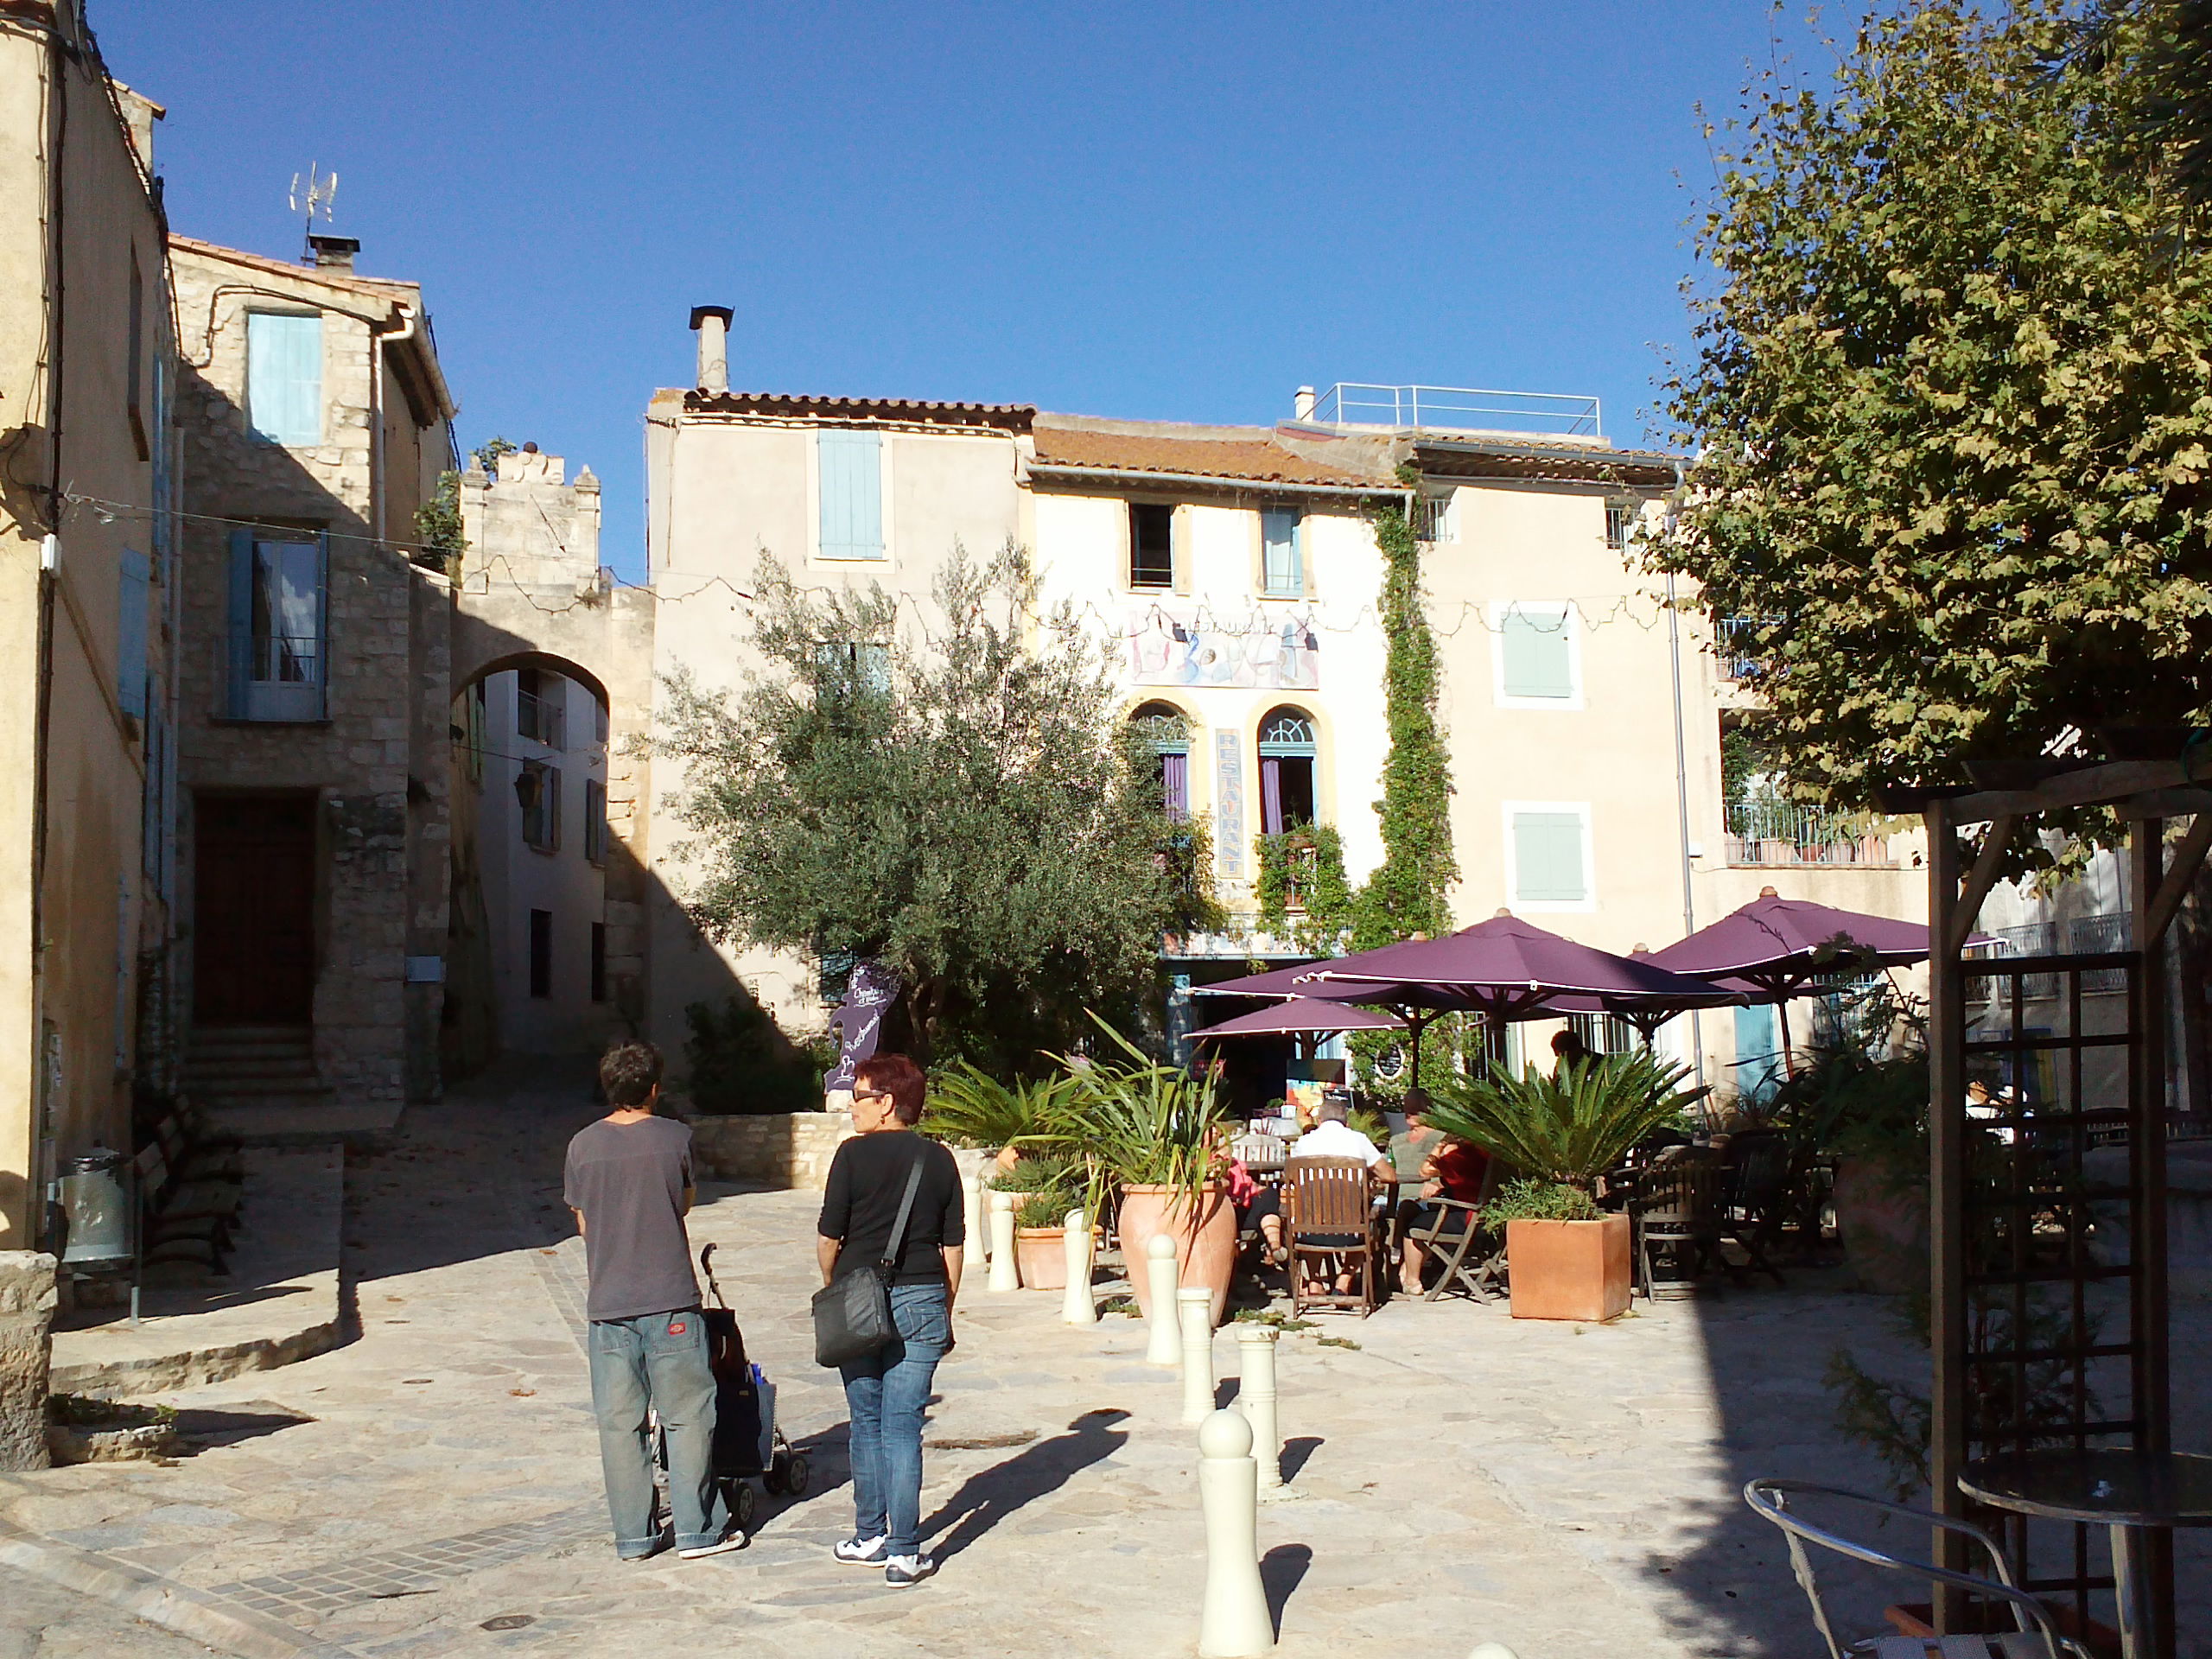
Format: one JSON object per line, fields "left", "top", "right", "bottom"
{"left": 1424, "top": 1049, "right": 1707, "bottom": 1197}
{"left": 918, "top": 1063, "right": 1070, "bottom": 1153}
{"left": 1048, "top": 1017, "right": 1228, "bottom": 1209}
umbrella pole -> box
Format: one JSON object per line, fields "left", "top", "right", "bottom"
{"left": 1777, "top": 998, "right": 1796, "bottom": 1080}
{"left": 1408, "top": 1013, "right": 1425, "bottom": 1090}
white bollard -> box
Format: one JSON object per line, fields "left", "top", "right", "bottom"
{"left": 1467, "top": 1647, "right": 1522, "bottom": 1659}
{"left": 987, "top": 1190, "right": 1020, "bottom": 1293}
{"left": 1062, "top": 1209, "right": 1096, "bottom": 1325}
{"left": 1179, "top": 1287, "right": 1215, "bottom": 1424}
{"left": 964, "top": 1169, "right": 988, "bottom": 1265}
{"left": 1196, "top": 1408, "right": 1274, "bottom": 1657}
{"left": 1236, "top": 1323, "right": 1297, "bottom": 1501}
{"left": 1144, "top": 1233, "right": 1183, "bottom": 1366}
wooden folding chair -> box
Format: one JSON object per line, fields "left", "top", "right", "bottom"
{"left": 1402, "top": 1158, "right": 1505, "bottom": 1302}
{"left": 1629, "top": 1160, "right": 1727, "bottom": 1299}
{"left": 1285, "top": 1155, "right": 1383, "bottom": 1317}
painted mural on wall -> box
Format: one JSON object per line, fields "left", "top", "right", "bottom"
{"left": 1126, "top": 607, "right": 1320, "bottom": 690}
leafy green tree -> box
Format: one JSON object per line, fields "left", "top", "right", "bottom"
{"left": 1653, "top": 1, "right": 2212, "bottom": 849}
{"left": 658, "top": 543, "right": 1211, "bottom": 1072}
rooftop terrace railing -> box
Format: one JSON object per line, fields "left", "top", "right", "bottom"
{"left": 1307, "top": 383, "right": 1603, "bottom": 439}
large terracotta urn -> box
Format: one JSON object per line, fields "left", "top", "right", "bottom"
{"left": 1117, "top": 1182, "right": 1236, "bottom": 1325}
{"left": 1832, "top": 1158, "right": 1928, "bottom": 1295}
{"left": 1505, "top": 1215, "right": 1632, "bottom": 1322}
{"left": 1013, "top": 1226, "right": 1066, "bottom": 1290}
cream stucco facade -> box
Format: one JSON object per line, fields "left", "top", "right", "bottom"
{"left": 0, "top": 5, "right": 175, "bottom": 1245}
{"left": 639, "top": 323, "right": 1930, "bottom": 1102}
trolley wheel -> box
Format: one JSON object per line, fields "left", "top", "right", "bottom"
{"left": 782, "top": 1452, "right": 810, "bottom": 1497}
{"left": 763, "top": 1456, "right": 788, "bottom": 1496}
{"left": 730, "top": 1480, "right": 758, "bottom": 1529}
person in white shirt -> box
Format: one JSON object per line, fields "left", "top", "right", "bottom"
{"left": 1285, "top": 1101, "right": 1394, "bottom": 1299}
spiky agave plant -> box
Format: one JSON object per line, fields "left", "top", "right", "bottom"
{"left": 1423, "top": 1049, "right": 1707, "bottom": 1197}
{"left": 918, "top": 1063, "right": 1071, "bottom": 1154}
{"left": 1048, "top": 1016, "right": 1229, "bottom": 1216}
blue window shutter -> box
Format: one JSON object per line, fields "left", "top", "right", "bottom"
{"left": 313, "top": 533, "right": 330, "bottom": 715}
{"left": 247, "top": 314, "right": 321, "bottom": 446}
{"left": 1500, "top": 607, "right": 1573, "bottom": 699}
{"left": 1513, "top": 811, "right": 1587, "bottom": 902}
{"left": 817, "top": 431, "right": 883, "bottom": 558}
{"left": 1262, "top": 508, "right": 1300, "bottom": 594}
{"left": 117, "top": 550, "right": 149, "bottom": 718}
{"left": 226, "top": 528, "right": 252, "bottom": 715}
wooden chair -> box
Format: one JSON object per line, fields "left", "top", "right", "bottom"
{"left": 1402, "top": 1159, "right": 1506, "bottom": 1303}
{"left": 1628, "top": 1160, "right": 1727, "bottom": 1299}
{"left": 1284, "top": 1156, "right": 1383, "bottom": 1317}
{"left": 1719, "top": 1129, "right": 1790, "bottom": 1285}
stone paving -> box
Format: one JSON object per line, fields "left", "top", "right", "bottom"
{"left": 3, "top": 1060, "right": 2208, "bottom": 1658}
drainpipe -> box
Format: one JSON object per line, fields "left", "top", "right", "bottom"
{"left": 1663, "top": 457, "right": 1704, "bottom": 1088}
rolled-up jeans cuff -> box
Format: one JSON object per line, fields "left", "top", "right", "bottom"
{"left": 616, "top": 1535, "right": 659, "bottom": 1560}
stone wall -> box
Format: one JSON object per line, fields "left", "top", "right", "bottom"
{"left": 0, "top": 1251, "right": 55, "bottom": 1472}
{"left": 686, "top": 1113, "right": 852, "bottom": 1192}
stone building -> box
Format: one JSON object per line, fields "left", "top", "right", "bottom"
{"left": 0, "top": 3, "right": 176, "bottom": 1249}
{"left": 167, "top": 233, "right": 458, "bottom": 1135}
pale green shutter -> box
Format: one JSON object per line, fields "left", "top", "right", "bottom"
{"left": 117, "top": 550, "right": 150, "bottom": 717}
{"left": 247, "top": 313, "right": 321, "bottom": 446}
{"left": 1262, "top": 508, "right": 1300, "bottom": 594}
{"left": 1500, "top": 606, "right": 1573, "bottom": 699}
{"left": 818, "top": 431, "right": 883, "bottom": 558}
{"left": 1513, "top": 811, "right": 1587, "bottom": 903}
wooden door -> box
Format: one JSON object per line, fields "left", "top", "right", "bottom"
{"left": 194, "top": 794, "right": 315, "bottom": 1025}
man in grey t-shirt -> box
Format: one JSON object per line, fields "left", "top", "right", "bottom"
{"left": 563, "top": 1041, "right": 741, "bottom": 1562}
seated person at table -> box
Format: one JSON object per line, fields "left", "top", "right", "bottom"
{"left": 1399, "top": 1138, "right": 1491, "bottom": 1293}
{"left": 1285, "top": 1100, "right": 1394, "bottom": 1296}
{"left": 1389, "top": 1090, "right": 1443, "bottom": 1200}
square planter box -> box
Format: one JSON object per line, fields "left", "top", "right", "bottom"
{"left": 1505, "top": 1214, "right": 1631, "bottom": 1323}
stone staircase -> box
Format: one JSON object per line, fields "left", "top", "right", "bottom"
{"left": 183, "top": 1027, "right": 350, "bottom": 1145}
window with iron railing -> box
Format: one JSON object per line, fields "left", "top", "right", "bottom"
{"left": 1715, "top": 616, "right": 1762, "bottom": 682}
{"left": 1722, "top": 800, "right": 1892, "bottom": 867}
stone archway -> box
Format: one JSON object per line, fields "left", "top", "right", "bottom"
{"left": 447, "top": 448, "right": 657, "bottom": 1055}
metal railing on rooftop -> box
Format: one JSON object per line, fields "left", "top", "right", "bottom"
{"left": 1307, "top": 383, "right": 1603, "bottom": 439}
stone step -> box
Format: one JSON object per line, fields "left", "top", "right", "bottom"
{"left": 188, "top": 1024, "right": 311, "bottom": 1046}
{"left": 185, "top": 1064, "right": 320, "bottom": 1088}
{"left": 189, "top": 1076, "right": 334, "bottom": 1100}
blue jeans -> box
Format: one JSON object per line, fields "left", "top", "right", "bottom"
{"left": 837, "top": 1281, "right": 949, "bottom": 1556}
{"left": 588, "top": 1308, "right": 729, "bottom": 1555}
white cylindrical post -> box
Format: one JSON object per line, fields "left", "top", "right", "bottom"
{"left": 1467, "top": 1646, "right": 1522, "bottom": 1659}
{"left": 987, "top": 1190, "right": 1020, "bottom": 1293}
{"left": 1196, "top": 1408, "right": 1274, "bottom": 1657}
{"left": 1144, "top": 1233, "right": 1182, "bottom": 1366}
{"left": 1062, "top": 1209, "right": 1096, "bottom": 1325}
{"left": 1179, "top": 1288, "right": 1214, "bottom": 1424}
{"left": 964, "top": 1169, "right": 988, "bottom": 1266}
{"left": 1236, "top": 1324, "right": 1290, "bottom": 1499}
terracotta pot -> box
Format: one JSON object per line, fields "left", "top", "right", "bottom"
{"left": 1833, "top": 1158, "right": 1928, "bottom": 1296}
{"left": 1014, "top": 1226, "right": 1066, "bottom": 1290}
{"left": 994, "top": 1145, "right": 1023, "bottom": 1173}
{"left": 1116, "top": 1181, "right": 1236, "bottom": 1325}
{"left": 1505, "top": 1215, "right": 1631, "bottom": 1322}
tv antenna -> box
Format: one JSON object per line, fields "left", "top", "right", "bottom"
{"left": 289, "top": 163, "right": 338, "bottom": 239}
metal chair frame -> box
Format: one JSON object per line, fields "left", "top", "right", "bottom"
{"left": 1743, "top": 1478, "right": 2094, "bottom": 1659}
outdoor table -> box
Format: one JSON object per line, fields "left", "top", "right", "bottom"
{"left": 1958, "top": 1447, "right": 2212, "bottom": 1659}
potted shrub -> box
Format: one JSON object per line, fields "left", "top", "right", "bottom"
{"left": 1051, "top": 1020, "right": 1234, "bottom": 1324}
{"left": 1011, "top": 1190, "right": 1079, "bottom": 1290}
{"left": 922, "top": 1065, "right": 1071, "bottom": 1171}
{"left": 1427, "top": 1049, "right": 1706, "bottom": 1322}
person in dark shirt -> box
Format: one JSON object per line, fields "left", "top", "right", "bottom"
{"left": 564, "top": 1041, "right": 741, "bottom": 1562}
{"left": 816, "top": 1052, "right": 963, "bottom": 1587}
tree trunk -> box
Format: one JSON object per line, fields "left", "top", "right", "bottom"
{"left": 905, "top": 974, "right": 948, "bottom": 1070}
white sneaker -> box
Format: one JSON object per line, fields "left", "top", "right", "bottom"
{"left": 834, "top": 1534, "right": 887, "bottom": 1565}
{"left": 677, "top": 1529, "right": 748, "bottom": 1560}
{"left": 884, "top": 1553, "right": 937, "bottom": 1587}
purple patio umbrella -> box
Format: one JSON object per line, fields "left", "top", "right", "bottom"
{"left": 1285, "top": 914, "right": 1742, "bottom": 1084}
{"left": 1648, "top": 893, "right": 1935, "bottom": 1077}
{"left": 1188, "top": 997, "right": 1407, "bottom": 1040}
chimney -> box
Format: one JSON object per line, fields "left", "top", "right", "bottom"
{"left": 690, "top": 305, "right": 734, "bottom": 397}
{"left": 306, "top": 233, "right": 359, "bottom": 271}
{"left": 1294, "top": 385, "right": 1317, "bottom": 422}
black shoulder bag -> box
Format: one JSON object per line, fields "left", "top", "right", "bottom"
{"left": 811, "top": 1155, "right": 925, "bottom": 1368}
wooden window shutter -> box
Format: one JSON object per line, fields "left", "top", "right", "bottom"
{"left": 1513, "top": 810, "right": 1587, "bottom": 903}
{"left": 117, "top": 549, "right": 150, "bottom": 718}
{"left": 1500, "top": 606, "right": 1573, "bottom": 699}
{"left": 246, "top": 313, "right": 322, "bottom": 447}
{"left": 817, "top": 430, "right": 884, "bottom": 558}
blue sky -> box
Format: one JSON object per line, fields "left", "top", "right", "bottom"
{"left": 103, "top": 3, "right": 1808, "bottom": 581}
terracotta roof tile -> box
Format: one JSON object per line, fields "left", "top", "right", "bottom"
{"left": 683, "top": 390, "right": 1035, "bottom": 429}
{"left": 1027, "top": 426, "right": 1386, "bottom": 488}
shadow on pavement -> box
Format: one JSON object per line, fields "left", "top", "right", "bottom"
{"left": 1260, "top": 1542, "right": 1311, "bottom": 1634}
{"left": 173, "top": 1402, "right": 317, "bottom": 1452}
{"left": 919, "top": 1408, "right": 1129, "bottom": 1561}
{"left": 1280, "top": 1435, "right": 1322, "bottom": 1482}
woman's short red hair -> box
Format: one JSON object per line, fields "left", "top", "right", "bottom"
{"left": 853, "top": 1052, "right": 926, "bottom": 1125}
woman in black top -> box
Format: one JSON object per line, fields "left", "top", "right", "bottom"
{"left": 816, "top": 1052, "right": 963, "bottom": 1587}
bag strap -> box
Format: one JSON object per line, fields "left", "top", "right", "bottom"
{"left": 877, "top": 1154, "right": 927, "bottom": 1274}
